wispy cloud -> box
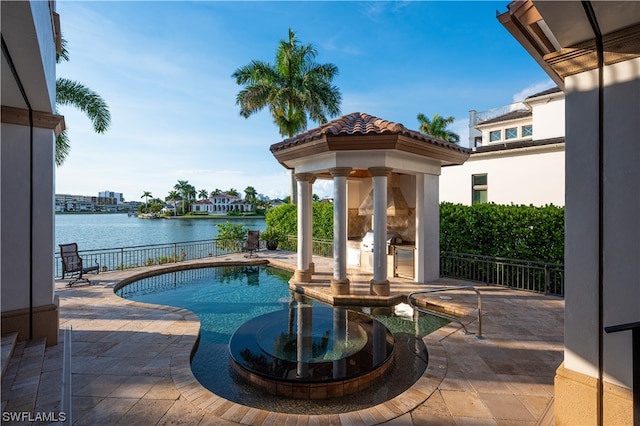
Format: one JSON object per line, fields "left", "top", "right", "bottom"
{"left": 512, "top": 80, "right": 556, "bottom": 102}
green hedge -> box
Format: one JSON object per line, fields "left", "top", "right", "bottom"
{"left": 440, "top": 202, "right": 564, "bottom": 264}
{"left": 266, "top": 202, "right": 564, "bottom": 264}
{"left": 265, "top": 202, "right": 334, "bottom": 240}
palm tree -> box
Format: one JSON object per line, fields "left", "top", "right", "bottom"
{"left": 416, "top": 113, "right": 460, "bottom": 144}
{"left": 244, "top": 186, "right": 257, "bottom": 203}
{"left": 232, "top": 28, "right": 342, "bottom": 202}
{"left": 210, "top": 189, "right": 222, "bottom": 197}
{"left": 141, "top": 191, "right": 152, "bottom": 211}
{"left": 56, "top": 38, "right": 111, "bottom": 166}
{"left": 198, "top": 189, "right": 209, "bottom": 200}
{"left": 174, "top": 180, "right": 190, "bottom": 214}
{"left": 166, "top": 190, "right": 179, "bottom": 216}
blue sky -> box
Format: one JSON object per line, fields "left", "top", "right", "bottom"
{"left": 55, "top": 1, "right": 554, "bottom": 202}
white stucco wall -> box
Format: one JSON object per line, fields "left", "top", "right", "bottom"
{"left": 439, "top": 146, "right": 565, "bottom": 206}
{"left": 531, "top": 97, "right": 565, "bottom": 140}
{"left": 564, "top": 57, "right": 640, "bottom": 389}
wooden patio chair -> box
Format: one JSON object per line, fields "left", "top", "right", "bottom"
{"left": 59, "top": 243, "right": 99, "bottom": 286}
{"left": 242, "top": 230, "right": 260, "bottom": 258}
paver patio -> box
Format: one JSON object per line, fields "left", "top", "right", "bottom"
{"left": 1, "top": 251, "right": 563, "bottom": 425}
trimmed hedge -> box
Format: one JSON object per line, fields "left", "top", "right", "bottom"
{"left": 440, "top": 202, "right": 564, "bottom": 264}
{"left": 266, "top": 202, "right": 564, "bottom": 264}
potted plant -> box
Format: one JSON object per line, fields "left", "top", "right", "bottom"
{"left": 261, "top": 227, "right": 286, "bottom": 250}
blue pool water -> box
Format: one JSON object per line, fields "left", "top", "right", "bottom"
{"left": 116, "top": 265, "right": 448, "bottom": 414}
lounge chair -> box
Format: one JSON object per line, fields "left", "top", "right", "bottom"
{"left": 59, "top": 243, "right": 99, "bottom": 286}
{"left": 242, "top": 230, "right": 260, "bottom": 258}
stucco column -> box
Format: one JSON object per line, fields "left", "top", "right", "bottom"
{"left": 294, "top": 173, "right": 313, "bottom": 283}
{"left": 369, "top": 167, "right": 391, "bottom": 296}
{"left": 306, "top": 176, "right": 316, "bottom": 275}
{"left": 329, "top": 167, "right": 351, "bottom": 295}
{"left": 415, "top": 173, "right": 440, "bottom": 282}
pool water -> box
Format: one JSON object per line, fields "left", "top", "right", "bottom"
{"left": 116, "top": 265, "right": 448, "bottom": 414}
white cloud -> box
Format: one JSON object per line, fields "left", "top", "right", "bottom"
{"left": 512, "top": 80, "right": 556, "bottom": 102}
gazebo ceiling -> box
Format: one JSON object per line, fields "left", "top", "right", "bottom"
{"left": 269, "top": 112, "right": 470, "bottom": 169}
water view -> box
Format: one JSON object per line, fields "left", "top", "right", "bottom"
{"left": 55, "top": 213, "right": 266, "bottom": 251}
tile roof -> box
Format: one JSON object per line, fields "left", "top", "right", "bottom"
{"left": 270, "top": 112, "right": 468, "bottom": 155}
{"left": 477, "top": 109, "right": 531, "bottom": 126}
{"left": 526, "top": 86, "right": 561, "bottom": 99}
{"left": 471, "top": 136, "right": 565, "bottom": 154}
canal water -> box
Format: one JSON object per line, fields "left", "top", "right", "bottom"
{"left": 55, "top": 213, "right": 266, "bottom": 251}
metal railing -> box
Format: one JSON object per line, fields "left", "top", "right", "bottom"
{"left": 408, "top": 286, "right": 483, "bottom": 338}
{"left": 278, "top": 235, "right": 334, "bottom": 258}
{"left": 54, "top": 239, "right": 263, "bottom": 277}
{"left": 440, "top": 251, "right": 564, "bottom": 296}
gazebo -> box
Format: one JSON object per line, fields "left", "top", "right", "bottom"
{"left": 270, "top": 112, "right": 469, "bottom": 296}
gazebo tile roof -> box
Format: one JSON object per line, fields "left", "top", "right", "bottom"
{"left": 270, "top": 112, "right": 469, "bottom": 155}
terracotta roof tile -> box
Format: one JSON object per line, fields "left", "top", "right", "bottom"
{"left": 270, "top": 112, "right": 468, "bottom": 154}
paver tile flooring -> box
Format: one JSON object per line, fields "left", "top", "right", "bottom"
{"left": 2, "top": 251, "right": 563, "bottom": 425}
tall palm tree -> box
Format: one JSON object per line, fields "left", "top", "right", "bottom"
{"left": 141, "top": 191, "right": 152, "bottom": 210}
{"left": 232, "top": 28, "right": 342, "bottom": 202}
{"left": 174, "top": 180, "right": 190, "bottom": 214}
{"left": 210, "top": 188, "right": 222, "bottom": 197}
{"left": 56, "top": 38, "right": 111, "bottom": 166}
{"left": 198, "top": 189, "right": 209, "bottom": 200}
{"left": 227, "top": 188, "right": 240, "bottom": 197}
{"left": 416, "top": 113, "right": 460, "bottom": 144}
{"left": 244, "top": 186, "right": 257, "bottom": 203}
{"left": 166, "top": 190, "right": 179, "bottom": 216}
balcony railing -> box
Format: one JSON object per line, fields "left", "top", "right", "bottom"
{"left": 440, "top": 251, "right": 564, "bottom": 296}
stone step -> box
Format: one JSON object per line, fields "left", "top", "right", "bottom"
{"left": 0, "top": 336, "right": 47, "bottom": 415}
{"left": 1, "top": 332, "right": 19, "bottom": 379}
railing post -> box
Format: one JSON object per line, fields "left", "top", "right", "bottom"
{"left": 544, "top": 264, "right": 550, "bottom": 295}
{"left": 120, "top": 248, "right": 124, "bottom": 271}
{"left": 174, "top": 243, "right": 177, "bottom": 263}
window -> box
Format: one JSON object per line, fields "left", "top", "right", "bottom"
{"left": 472, "top": 174, "right": 488, "bottom": 204}
{"left": 489, "top": 130, "right": 501, "bottom": 142}
{"left": 522, "top": 125, "right": 533, "bottom": 137}
{"left": 505, "top": 127, "right": 518, "bottom": 139}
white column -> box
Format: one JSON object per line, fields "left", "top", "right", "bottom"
{"left": 306, "top": 176, "right": 316, "bottom": 274}
{"left": 369, "top": 167, "right": 391, "bottom": 295}
{"left": 415, "top": 173, "right": 440, "bottom": 282}
{"left": 330, "top": 167, "right": 351, "bottom": 294}
{"left": 294, "top": 173, "right": 312, "bottom": 282}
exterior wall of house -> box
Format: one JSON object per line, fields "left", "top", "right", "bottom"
{"left": 530, "top": 96, "right": 564, "bottom": 140}
{"left": 555, "top": 55, "right": 639, "bottom": 426}
{"left": 563, "top": 57, "right": 639, "bottom": 388}
{"left": 440, "top": 145, "right": 565, "bottom": 206}
{"left": 1, "top": 1, "right": 59, "bottom": 345}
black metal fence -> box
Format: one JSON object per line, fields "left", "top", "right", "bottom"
{"left": 440, "top": 251, "right": 564, "bottom": 296}
{"left": 54, "top": 239, "right": 262, "bottom": 277}
{"left": 55, "top": 239, "right": 565, "bottom": 297}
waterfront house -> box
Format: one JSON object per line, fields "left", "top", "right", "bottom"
{"left": 191, "top": 192, "right": 253, "bottom": 214}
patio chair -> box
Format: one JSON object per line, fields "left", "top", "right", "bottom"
{"left": 59, "top": 243, "right": 99, "bottom": 286}
{"left": 242, "top": 230, "right": 260, "bottom": 258}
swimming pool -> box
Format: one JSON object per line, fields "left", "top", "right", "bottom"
{"left": 116, "top": 265, "right": 448, "bottom": 414}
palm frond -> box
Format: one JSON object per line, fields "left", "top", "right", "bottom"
{"left": 55, "top": 130, "right": 71, "bottom": 167}
{"left": 56, "top": 78, "right": 111, "bottom": 133}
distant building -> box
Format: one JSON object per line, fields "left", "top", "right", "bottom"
{"left": 440, "top": 87, "right": 565, "bottom": 206}
{"left": 98, "top": 190, "right": 124, "bottom": 204}
{"left": 192, "top": 192, "right": 253, "bottom": 214}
